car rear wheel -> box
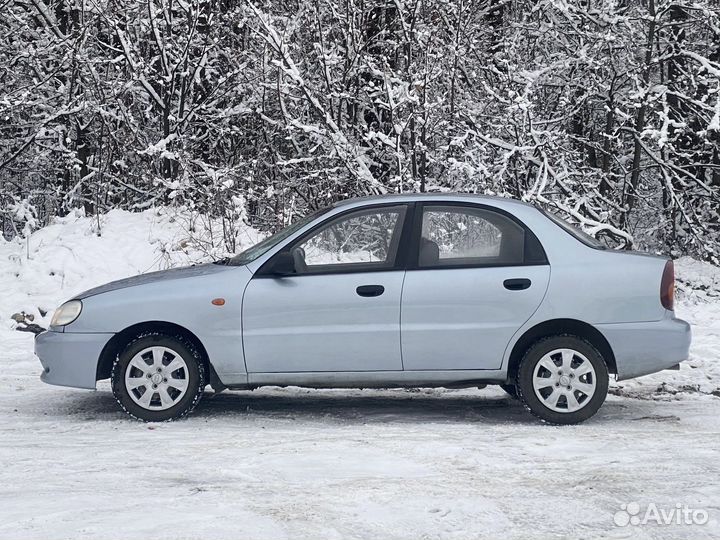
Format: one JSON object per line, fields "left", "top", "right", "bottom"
{"left": 111, "top": 332, "right": 206, "bottom": 422}
{"left": 516, "top": 335, "right": 609, "bottom": 425}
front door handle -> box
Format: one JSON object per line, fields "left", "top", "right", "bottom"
{"left": 503, "top": 278, "right": 531, "bottom": 291}
{"left": 356, "top": 285, "right": 385, "bottom": 297}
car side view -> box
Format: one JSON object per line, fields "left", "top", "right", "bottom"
{"left": 35, "top": 194, "right": 691, "bottom": 424}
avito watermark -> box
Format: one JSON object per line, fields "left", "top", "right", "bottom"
{"left": 614, "top": 501, "right": 709, "bottom": 527}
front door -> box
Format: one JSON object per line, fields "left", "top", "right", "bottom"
{"left": 242, "top": 204, "right": 409, "bottom": 373}
{"left": 401, "top": 203, "right": 550, "bottom": 371}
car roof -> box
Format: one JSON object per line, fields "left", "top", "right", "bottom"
{"left": 332, "top": 192, "right": 536, "bottom": 209}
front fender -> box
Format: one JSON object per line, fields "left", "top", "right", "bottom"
{"left": 64, "top": 265, "right": 252, "bottom": 384}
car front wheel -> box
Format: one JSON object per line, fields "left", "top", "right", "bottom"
{"left": 111, "top": 332, "right": 206, "bottom": 422}
{"left": 516, "top": 335, "right": 609, "bottom": 425}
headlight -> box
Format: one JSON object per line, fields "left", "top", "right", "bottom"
{"left": 50, "top": 300, "right": 83, "bottom": 327}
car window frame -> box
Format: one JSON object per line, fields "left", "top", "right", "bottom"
{"left": 228, "top": 206, "right": 333, "bottom": 266}
{"left": 407, "top": 201, "right": 548, "bottom": 270}
{"left": 256, "top": 202, "right": 416, "bottom": 277}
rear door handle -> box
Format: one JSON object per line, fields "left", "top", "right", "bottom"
{"left": 503, "top": 278, "right": 531, "bottom": 291}
{"left": 356, "top": 285, "right": 385, "bottom": 297}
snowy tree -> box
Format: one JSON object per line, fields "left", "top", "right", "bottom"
{"left": 1, "top": 0, "right": 718, "bottom": 261}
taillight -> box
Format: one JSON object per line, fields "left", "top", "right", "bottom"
{"left": 660, "top": 260, "right": 675, "bottom": 311}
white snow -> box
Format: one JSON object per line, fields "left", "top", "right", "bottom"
{"left": 0, "top": 210, "right": 719, "bottom": 539}
{"left": 0, "top": 208, "right": 262, "bottom": 330}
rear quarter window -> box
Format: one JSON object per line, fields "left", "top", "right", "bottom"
{"left": 541, "top": 209, "right": 606, "bottom": 250}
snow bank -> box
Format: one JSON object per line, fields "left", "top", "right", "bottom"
{"left": 675, "top": 256, "right": 720, "bottom": 302}
{"left": 0, "top": 208, "right": 261, "bottom": 330}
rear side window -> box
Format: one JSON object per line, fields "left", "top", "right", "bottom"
{"left": 418, "top": 205, "right": 546, "bottom": 268}
{"left": 541, "top": 209, "right": 606, "bottom": 250}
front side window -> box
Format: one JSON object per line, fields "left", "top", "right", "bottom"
{"left": 418, "top": 205, "right": 528, "bottom": 267}
{"left": 291, "top": 205, "right": 407, "bottom": 273}
{"left": 229, "top": 206, "right": 332, "bottom": 265}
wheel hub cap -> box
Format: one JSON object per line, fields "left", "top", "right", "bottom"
{"left": 531, "top": 348, "right": 597, "bottom": 413}
{"left": 124, "top": 346, "right": 190, "bottom": 411}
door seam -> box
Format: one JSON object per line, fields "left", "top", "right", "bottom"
{"left": 399, "top": 270, "right": 407, "bottom": 370}
{"left": 239, "top": 275, "right": 254, "bottom": 378}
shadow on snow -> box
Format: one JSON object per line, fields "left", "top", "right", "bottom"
{"left": 56, "top": 387, "right": 632, "bottom": 425}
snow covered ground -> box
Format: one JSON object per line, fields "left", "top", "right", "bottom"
{"left": 1, "top": 210, "right": 719, "bottom": 539}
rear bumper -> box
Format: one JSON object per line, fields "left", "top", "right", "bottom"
{"left": 35, "top": 330, "right": 113, "bottom": 390}
{"left": 597, "top": 315, "right": 691, "bottom": 380}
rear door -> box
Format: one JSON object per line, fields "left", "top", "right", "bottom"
{"left": 401, "top": 203, "right": 550, "bottom": 371}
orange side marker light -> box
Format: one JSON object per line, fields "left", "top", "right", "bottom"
{"left": 211, "top": 298, "right": 226, "bottom": 306}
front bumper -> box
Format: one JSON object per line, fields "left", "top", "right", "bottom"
{"left": 597, "top": 315, "right": 691, "bottom": 381}
{"left": 35, "top": 330, "right": 114, "bottom": 390}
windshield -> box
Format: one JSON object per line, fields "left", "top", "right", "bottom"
{"left": 541, "top": 208, "right": 606, "bottom": 250}
{"left": 228, "top": 206, "right": 332, "bottom": 265}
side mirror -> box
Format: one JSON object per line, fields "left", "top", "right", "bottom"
{"left": 267, "top": 251, "right": 296, "bottom": 276}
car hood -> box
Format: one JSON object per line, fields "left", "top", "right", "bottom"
{"left": 73, "top": 263, "right": 235, "bottom": 299}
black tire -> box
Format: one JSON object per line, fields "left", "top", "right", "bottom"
{"left": 111, "top": 332, "right": 206, "bottom": 422}
{"left": 516, "top": 335, "right": 609, "bottom": 425}
{"left": 500, "top": 384, "right": 518, "bottom": 399}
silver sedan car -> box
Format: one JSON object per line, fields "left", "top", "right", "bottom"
{"left": 35, "top": 194, "right": 691, "bottom": 424}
